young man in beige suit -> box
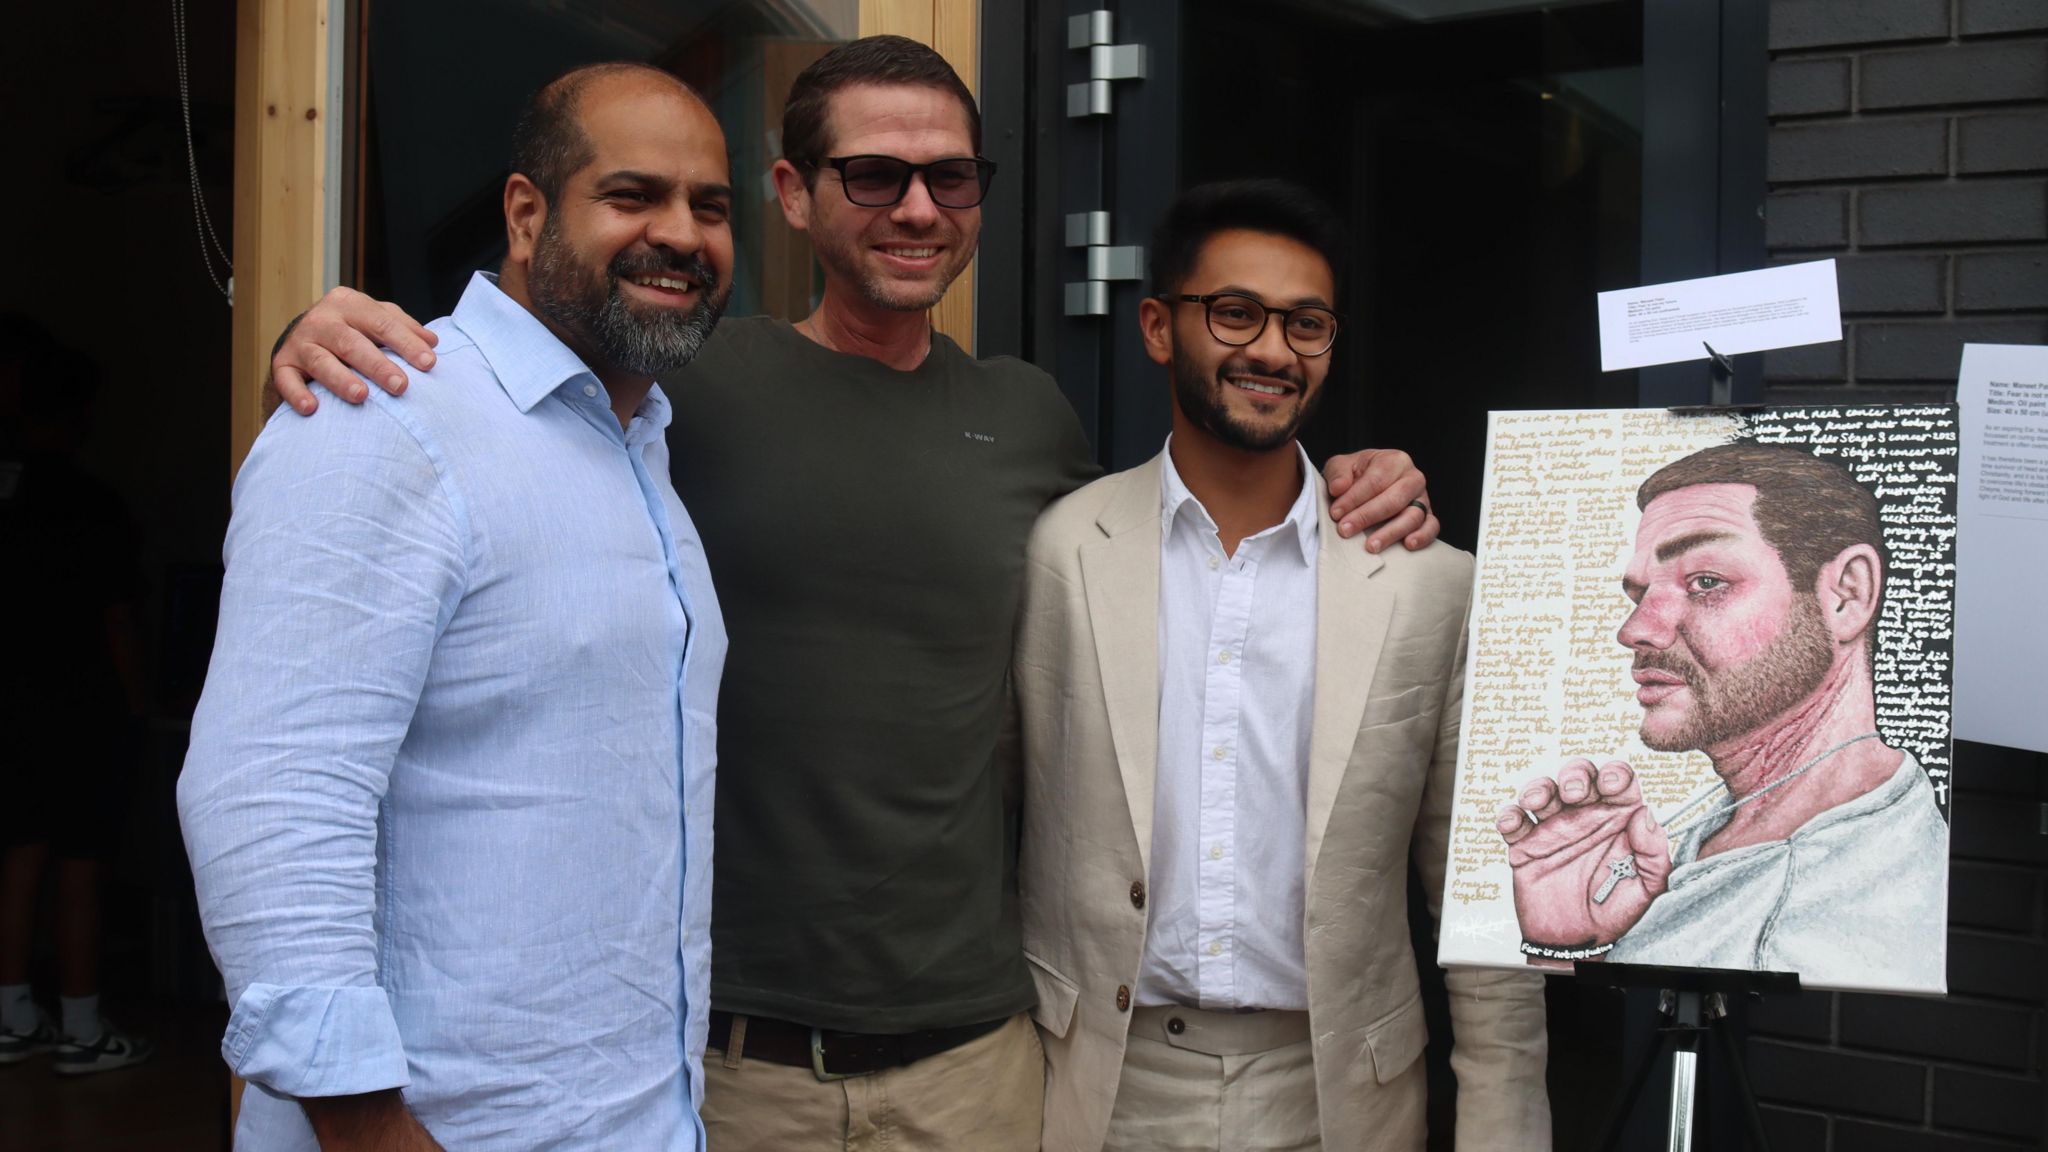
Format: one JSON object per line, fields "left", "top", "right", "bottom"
{"left": 1013, "top": 181, "right": 1550, "bottom": 1151}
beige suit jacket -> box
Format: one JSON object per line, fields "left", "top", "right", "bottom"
{"left": 1013, "top": 452, "right": 1550, "bottom": 1152}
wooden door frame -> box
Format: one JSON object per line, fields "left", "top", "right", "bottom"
{"left": 229, "top": 0, "right": 340, "bottom": 477}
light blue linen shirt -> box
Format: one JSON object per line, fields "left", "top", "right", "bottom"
{"left": 179, "top": 272, "right": 725, "bottom": 1151}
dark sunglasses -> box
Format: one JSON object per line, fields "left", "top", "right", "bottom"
{"left": 820, "top": 154, "right": 998, "bottom": 209}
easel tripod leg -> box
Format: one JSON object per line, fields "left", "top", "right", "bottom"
{"left": 1713, "top": 1016, "right": 1772, "bottom": 1152}
{"left": 1666, "top": 1034, "right": 1700, "bottom": 1152}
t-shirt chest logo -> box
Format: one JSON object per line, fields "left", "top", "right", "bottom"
{"left": 963, "top": 431, "right": 997, "bottom": 444}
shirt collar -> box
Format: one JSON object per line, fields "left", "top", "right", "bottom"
{"left": 633, "top": 382, "right": 675, "bottom": 439}
{"left": 1158, "top": 435, "right": 1319, "bottom": 564}
{"left": 451, "top": 271, "right": 602, "bottom": 414}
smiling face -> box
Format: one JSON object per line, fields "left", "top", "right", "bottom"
{"left": 1144, "top": 228, "right": 1334, "bottom": 454}
{"left": 786, "top": 83, "right": 980, "bottom": 312}
{"left": 519, "top": 75, "right": 736, "bottom": 377}
{"left": 1617, "top": 483, "right": 1837, "bottom": 752}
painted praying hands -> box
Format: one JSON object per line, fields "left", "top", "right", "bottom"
{"left": 1494, "top": 758, "right": 1673, "bottom": 965}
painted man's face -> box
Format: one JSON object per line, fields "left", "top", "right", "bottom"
{"left": 1616, "top": 482, "right": 1834, "bottom": 753}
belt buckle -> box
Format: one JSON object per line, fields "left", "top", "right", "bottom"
{"left": 810, "top": 1028, "right": 872, "bottom": 1082}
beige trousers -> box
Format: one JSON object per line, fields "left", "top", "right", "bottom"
{"left": 1102, "top": 1005, "right": 1323, "bottom": 1152}
{"left": 702, "top": 1012, "right": 1044, "bottom": 1152}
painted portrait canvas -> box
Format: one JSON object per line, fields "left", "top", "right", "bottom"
{"left": 1435, "top": 406, "right": 1958, "bottom": 995}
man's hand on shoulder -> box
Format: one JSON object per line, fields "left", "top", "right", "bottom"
{"left": 302, "top": 1090, "right": 445, "bottom": 1152}
{"left": 272, "top": 287, "right": 438, "bottom": 416}
{"left": 1323, "top": 449, "right": 1440, "bottom": 554}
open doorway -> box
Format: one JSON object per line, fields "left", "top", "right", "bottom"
{"left": 1, "top": 1, "right": 239, "bottom": 1148}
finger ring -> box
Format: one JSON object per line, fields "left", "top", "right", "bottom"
{"left": 1408, "top": 499, "right": 1429, "bottom": 514}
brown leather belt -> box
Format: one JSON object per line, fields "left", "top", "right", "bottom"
{"left": 707, "top": 1009, "right": 1007, "bottom": 1081}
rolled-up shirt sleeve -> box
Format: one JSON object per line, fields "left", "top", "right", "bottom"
{"left": 177, "top": 391, "right": 467, "bottom": 1099}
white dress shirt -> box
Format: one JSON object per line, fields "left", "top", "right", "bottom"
{"left": 1139, "top": 439, "right": 1320, "bottom": 1011}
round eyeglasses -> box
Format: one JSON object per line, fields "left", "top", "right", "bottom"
{"left": 1164, "top": 293, "right": 1342, "bottom": 357}
{"left": 821, "top": 154, "right": 998, "bottom": 209}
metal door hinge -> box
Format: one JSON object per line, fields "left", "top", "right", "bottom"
{"left": 1063, "top": 210, "right": 1144, "bottom": 317}
{"left": 1066, "top": 10, "right": 1146, "bottom": 118}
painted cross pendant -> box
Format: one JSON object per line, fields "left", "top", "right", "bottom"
{"left": 1593, "top": 855, "right": 1638, "bottom": 905}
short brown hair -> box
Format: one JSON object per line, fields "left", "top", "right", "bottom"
{"left": 1637, "top": 441, "right": 1888, "bottom": 591}
{"left": 781, "top": 35, "right": 980, "bottom": 185}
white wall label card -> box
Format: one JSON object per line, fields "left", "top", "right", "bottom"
{"left": 1955, "top": 343, "right": 2048, "bottom": 754}
{"left": 1597, "top": 260, "right": 1842, "bottom": 372}
{"left": 1438, "top": 406, "right": 1957, "bottom": 995}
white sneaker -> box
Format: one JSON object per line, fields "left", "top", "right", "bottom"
{"left": 52, "top": 1021, "right": 154, "bottom": 1075}
{"left": 0, "top": 1012, "right": 58, "bottom": 1064}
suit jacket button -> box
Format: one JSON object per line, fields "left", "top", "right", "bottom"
{"left": 1115, "top": 985, "right": 1131, "bottom": 1012}
{"left": 1129, "top": 881, "right": 1146, "bottom": 910}
{"left": 1167, "top": 1016, "right": 1185, "bottom": 1035}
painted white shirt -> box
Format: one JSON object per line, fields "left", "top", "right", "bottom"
{"left": 1608, "top": 752, "right": 1948, "bottom": 993}
{"left": 1138, "top": 439, "right": 1319, "bottom": 1011}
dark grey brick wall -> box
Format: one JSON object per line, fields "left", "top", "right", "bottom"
{"left": 1751, "top": 4, "right": 2046, "bottom": 1149}
{"left": 1747, "top": 739, "right": 2046, "bottom": 1152}
{"left": 1764, "top": 0, "right": 2048, "bottom": 392}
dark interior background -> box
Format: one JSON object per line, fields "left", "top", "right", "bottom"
{"left": 2, "top": 1, "right": 238, "bottom": 1148}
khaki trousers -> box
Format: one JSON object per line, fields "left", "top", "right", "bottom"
{"left": 702, "top": 1012, "right": 1044, "bottom": 1152}
{"left": 1103, "top": 1005, "right": 1323, "bottom": 1152}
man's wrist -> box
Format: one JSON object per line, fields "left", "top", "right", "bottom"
{"left": 271, "top": 309, "right": 309, "bottom": 361}
{"left": 1519, "top": 939, "right": 1613, "bottom": 962}
{"left": 301, "top": 1089, "right": 442, "bottom": 1151}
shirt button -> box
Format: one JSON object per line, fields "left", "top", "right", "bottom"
{"left": 1212, "top": 745, "right": 1226, "bottom": 761}
{"left": 1115, "top": 985, "right": 1131, "bottom": 1012}
{"left": 1217, "top": 650, "right": 1232, "bottom": 665}
{"left": 1167, "top": 1016, "right": 1186, "bottom": 1035}
{"left": 1207, "top": 556, "right": 1220, "bottom": 570}
{"left": 582, "top": 383, "right": 598, "bottom": 398}
{"left": 1210, "top": 843, "right": 1225, "bottom": 861}
{"left": 1129, "top": 881, "right": 1146, "bottom": 910}
{"left": 1209, "top": 941, "right": 1224, "bottom": 957}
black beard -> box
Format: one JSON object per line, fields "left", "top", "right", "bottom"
{"left": 1169, "top": 339, "right": 1320, "bottom": 452}
{"left": 528, "top": 217, "right": 727, "bottom": 377}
